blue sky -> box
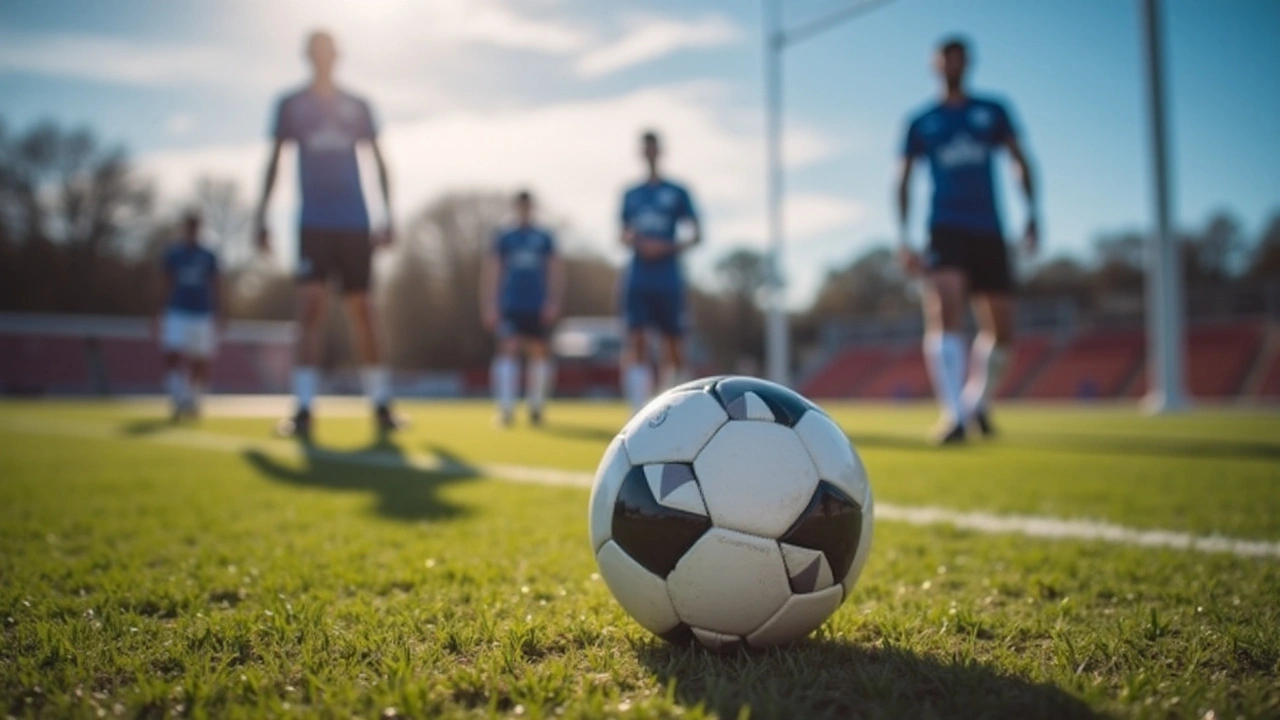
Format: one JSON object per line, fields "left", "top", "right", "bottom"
{"left": 1, "top": 0, "right": 1277, "bottom": 307}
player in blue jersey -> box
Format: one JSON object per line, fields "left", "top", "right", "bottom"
{"left": 619, "top": 131, "right": 701, "bottom": 411}
{"left": 157, "top": 210, "right": 222, "bottom": 421}
{"left": 897, "top": 36, "right": 1038, "bottom": 444}
{"left": 253, "top": 31, "right": 401, "bottom": 441}
{"left": 480, "top": 191, "right": 565, "bottom": 426}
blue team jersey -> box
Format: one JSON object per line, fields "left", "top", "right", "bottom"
{"left": 620, "top": 179, "right": 697, "bottom": 290}
{"left": 273, "top": 87, "right": 376, "bottom": 231}
{"left": 164, "top": 243, "right": 219, "bottom": 315}
{"left": 902, "top": 96, "right": 1017, "bottom": 235}
{"left": 494, "top": 225, "right": 556, "bottom": 313}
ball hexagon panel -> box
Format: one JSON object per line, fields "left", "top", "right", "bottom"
{"left": 666, "top": 528, "right": 792, "bottom": 637}
{"left": 745, "top": 584, "right": 844, "bottom": 648}
{"left": 596, "top": 540, "right": 681, "bottom": 635}
{"left": 780, "top": 481, "right": 864, "bottom": 586}
{"left": 611, "top": 465, "right": 711, "bottom": 577}
{"left": 693, "top": 422, "right": 820, "bottom": 538}
{"left": 588, "top": 434, "right": 632, "bottom": 552}
{"left": 793, "top": 410, "right": 870, "bottom": 508}
{"left": 623, "top": 390, "right": 729, "bottom": 465}
{"left": 711, "top": 376, "right": 818, "bottom": 428}
{"left": 780, "top": 543, "right": 835, "bottom": 594}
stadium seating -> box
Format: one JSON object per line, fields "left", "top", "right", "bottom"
{"left": 1254, "top": 348, "right": 1280, "bottom": 398}
{"left": 1020, "top": 330, "right": 1144, "bottom": 399}
{"left": 996, "top": 335, "right": 1054, "bottom": 398}
{"left": 857, "top": 347, "right": 932, "bottom": 400}
{"left": 0, "top": 335, "right": 93, "bottom": 394}
{"left": 1125, "top": 320, "right": 1265, "bottom": 398}
{"left": 799, "top": 346, "right": 893, "bottom": 398}
{"left": 100, "top": 338, "right": 166, "bottom": 393}
{"left": 210, "top": 343, "right": 266, "bottom": 393}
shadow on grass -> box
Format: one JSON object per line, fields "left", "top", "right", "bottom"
{"left": 535, "top": 422, "right": 619, "bottom": 443}
{"left": 1013, "top": 431, "right": 1280, "bottom": 461}
{"left": 242, "top": 438, "right": 478, "bottom": 522}
{"left": 638, "top": 639, "right": 1102, "bottom": 720}
{"left": 121, "top": 418, "right": 176, "bottom": 436}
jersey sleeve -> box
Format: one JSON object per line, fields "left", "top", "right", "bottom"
{"left": 619, "top": 191, "right": 632, "bottom": 226}
{"left": 679, "top": 187, "right": 698, "bottom": 221}
{"left": 271, "top": 96, "right": 295, "bottom": 141}
{"left": 901, "top": 116, "right": 925, "bottom": 159}
{"left": 544, "top": 230, "right": 558, "bottom": 256}
{"left": 991, "top": 101, "right": 1017, "bottom": 145}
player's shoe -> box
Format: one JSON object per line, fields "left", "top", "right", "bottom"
{"left": 494, "top": 410, "right": 514, "bottom": 428}
{"left": 971, "top": 407, "right": 997, "bottom": 438}
{"left": 529, "top": 408, "right": 544, "bottom": 427}
{"left": 169, "top": 403, "right": 183, "bottom": 424}
{"left": 931, "top": 421, "right": 967, "bottom": 446}
{"left": 375, "top": 405, "right": 408, "bottom": 435}
{"left": 276, "top": 408, "right": 313, "bottom": 442}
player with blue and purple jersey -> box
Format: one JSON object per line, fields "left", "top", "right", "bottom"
{"left": 619, "top": 131, "right": 701, "bottom": 411}
{"left": 253, "top": 30, "right": 401, "bottom": 440}
{"left": 897, "top": 36, "right": 1039, "bottom": 444}
{"left": 480, "top": 191, "right": 564, "bottom": 426}
{"left": 156, "top": 210, "right": 221, "bottom": 421}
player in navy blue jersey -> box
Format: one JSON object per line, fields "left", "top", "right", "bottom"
{"left": 157, "top": 210, "right": 222, "bottom": 421}
{"left": 480, "top": 191, "right": 564, "bottom": 426}
{"left": 897, "top": 37, "right": 1039, "bottom": 444}
{"left": 619, "top": 131, "right": 701, "bottom": 411}
{"left": 254, "top": 31, "right": 401, "bottom": 441}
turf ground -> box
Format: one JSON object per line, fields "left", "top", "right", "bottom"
{"left": 2, "top": 399, "right": 1278, "bottom": 719}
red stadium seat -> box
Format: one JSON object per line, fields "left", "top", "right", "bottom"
{"left": 857, "top": 347, "right": 931, "bottom": 400}
{"left": 1021, "top": 330, "right": 1144, "bottom": 399}
{"left": 0, "top": 335, "right": 93, "bottom": 394}
{"left": 1126, "top": 320, "right": 1265, "bottom": 399}
{"left": 996, "top": 335, "right": 1055, "bottom": 398}
{"left": 799, "top": 346, "right": 893, "bottom": 398}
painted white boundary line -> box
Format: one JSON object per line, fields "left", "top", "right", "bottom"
{"left": 4, "top": 418, "right": 1278, "bottom": 560}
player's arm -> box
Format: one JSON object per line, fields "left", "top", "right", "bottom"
{"left": 479, "top": 246, "right": 501, "bottom": 331}
{"left": 895, "top": 157, "right": 924, "bottom": 274}
{"left": 1004, "top": 134, "right": 1039, "bottom": 254}
{"left": 544, "top": 252, "right": 565, "bottom": 324}
{"left": 254, "top": 138, "right": 285, "bottom": 254}
{"left": 675, "top": 191, "right": 701, "bottom": 254}
{"left": 369, "top": 138, "right": 394, "bottom": 247}
{"left": 210, "top": 259, "right": 226, "bottom": 333}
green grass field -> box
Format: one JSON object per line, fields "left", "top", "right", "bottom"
{"left": 2, "top": 399, "right": 1279, "bottom": 719}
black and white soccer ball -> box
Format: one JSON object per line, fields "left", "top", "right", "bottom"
{"left": 589, "top": 376, "right": 874, "bottom": 650}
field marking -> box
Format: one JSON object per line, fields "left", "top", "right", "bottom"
{"left": 4, "top": 417, "right": 1279, "bottom": 560}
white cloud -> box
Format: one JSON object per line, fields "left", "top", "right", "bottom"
{"left": 575, "top": 14, "right": 741, "bottom": 78}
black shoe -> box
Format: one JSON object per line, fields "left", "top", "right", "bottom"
{"left": 277, "top": 408, "right": 313, "bottom": 442}
{"left": 529, "top": 408, "right": 544, "bottom": 427}
{"left": 931, "top": 422, "right": 967, "bottom": 446}
{"left": 375, "top": 405, "right": 407, "bottom": 435}
{"left": 972, "top": 407, "right": 997, "bottom": 438}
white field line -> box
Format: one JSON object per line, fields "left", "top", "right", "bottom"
{"left": 3, "top": 417, "right": 1279, "bottom": 560}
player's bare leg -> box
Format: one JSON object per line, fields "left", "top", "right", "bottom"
{"left": 526, "top": 339, "right": 552, "bottom": 426}
{"left": 187, "top": 359, "right": 210, "bottom": 419}
{"left": 658, "top": 334, "right": 687, "bottom": 392}
{"left": 279, "top": 281, "right": 327, "bottom": 440}
{"left": 345, "top": 291, "right": 401, "bottom": 435}
{"left": 921, "top": 269, "right": 968, "bottom": 444}
{"left": 963, "top": 292, "right": 1014, "bottom": 437}
{"left": 622, "top": 330, "right": 653, "bottom": 413}
{"left": 164, "top": 351, "right": 187, "bottom": 422}
{"left": 492, "top": 335, "right": 520, "bottom": 427}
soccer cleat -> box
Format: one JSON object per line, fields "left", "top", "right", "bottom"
{"left": 375, "top": 405, "right": 408, "bottom": 435}
{"left": 931, "top": 422, "right": 967, "bottom": 446}
{"left": 277, "top": 408, "right": 313, "bottom": 442}
{"left": 494, "top": 411, "right": 514, "bottom": 429}
{"left": 529, "top": 408, "right": 544, "bottom": 427}
{"left": 972, "top": 407, "right": 997, "bottom": 438}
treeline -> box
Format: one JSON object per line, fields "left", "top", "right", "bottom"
{"left": 2, "top": 120, "right": 1278, "bottom": 373}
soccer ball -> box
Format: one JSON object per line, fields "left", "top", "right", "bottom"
{"left": 588, "top": 376, "right": 874, "bottom": 650}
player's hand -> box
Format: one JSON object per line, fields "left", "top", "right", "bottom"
{"left": 638, "top": 238, "right": 670, "bottom": 260}
{"left": 897, "top": 246, "right": 924, "bottom": 276}
{"left": 541, "top": 302, "right": 560, "bottom": 327}
{"left": 482, "top": 306, "right": 500, "bottom": 332}
{"left": 1021, "top": 217, "right": 1040, "bottom": 257}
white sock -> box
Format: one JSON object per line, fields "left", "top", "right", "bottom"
{"left": 659, "top": 365, "right": 689, "bottom": 392}
{"left": 166, "top": 369, "right": 188, "bottom": 406}
{"left": 492, "top": 357, "right": 517, "bottom": 416}
{"left": 623, "top": 363, "right": 653, "bottom": 412}
{"left": 361, "top": 366, "right": 392, "bottom": 408}
{"left": 527, "top": 359, "right": 551, "bottom": 411}
{"left": 293, "top": 367, "right": 319, "bottom": 410}
{"left": 924, "top": 333, "right": 965, "bottom": 423}
{"left": 962, "top": 335, "right": 1009, "bottom": 416}
{"left": 188, "top": 379, "right": 205, "bottom": 409}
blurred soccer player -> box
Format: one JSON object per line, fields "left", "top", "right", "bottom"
{"left": 480, "top": 191, "right": 564, "bottom": 427}
{"left": 157, "top": 210, "right": 222, "bottom": 421}
{"left": 254, "top": 30, "right": 401, "bottom": 441}
{"left": 896, "top": 37, "right": 1038, "bottom": 444}
{"left": 619, "top": 131, "right": 702, "bottom": 411}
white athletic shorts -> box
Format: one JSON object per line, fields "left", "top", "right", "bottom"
{"left": 160, "top": 311, "right": 217, "bottom": 359}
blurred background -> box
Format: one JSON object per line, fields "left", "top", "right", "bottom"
{"left": 1, "top": 0, "right": 1277, "bottom": 401}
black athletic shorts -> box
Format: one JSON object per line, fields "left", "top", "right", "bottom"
{"left": 926, "top": 226, "right": 1015, "bottom": 294}
{"left": 499, "top": 311, "right": 549, "bottom": 340}
{"left": 297, "top": 228, "right": 373, "bottom": 293}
